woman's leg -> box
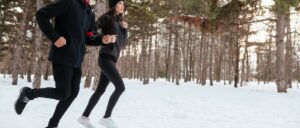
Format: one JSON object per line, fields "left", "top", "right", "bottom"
{"left": 82, "top": 72, "right": 110, "bottom": 117}
{"left": 99, "top": 58, "right": 125, "bottom": 118}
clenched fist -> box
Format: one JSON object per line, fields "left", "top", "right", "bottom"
{"left": 102, "top": 35, "right": 117, "bottom": 44}
{"left": 54, "top": 37, "right": 67, "bottom": 48}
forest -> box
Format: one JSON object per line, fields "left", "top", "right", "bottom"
{"left": 1, "top": 0, "right": 300, "bottom": 93}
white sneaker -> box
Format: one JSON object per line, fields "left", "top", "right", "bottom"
{"left": 78, "top": 116, "right": 95, "bottom": 128}
{"left": 99, "top": 117, "right": 118, "bottom": 128}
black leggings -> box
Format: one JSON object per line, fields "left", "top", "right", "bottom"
{"left": 82, "top": 55, "right": 125, "bottom": 118}
{"left": 27, "top": 62, "right": 81, "bottom": 127}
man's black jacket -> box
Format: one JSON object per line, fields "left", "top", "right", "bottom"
{"left": 36, "top": 0, "right": 103, "bottom": 68}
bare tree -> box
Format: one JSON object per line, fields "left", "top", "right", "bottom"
{"left": 12, "top": 0, "right": 31, "bottom": 85}
{"left": 33, "top": 0, "right": 44, "bottom": 88}
{"left": 275, "top": 1, "right": 287, "bottom": 93}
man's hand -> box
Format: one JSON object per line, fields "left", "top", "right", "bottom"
{"left": 102, "top": 35, "right": 117, "bottom": 44}
{"left": 54, "top": 37, "right": 67, "bottom": 48}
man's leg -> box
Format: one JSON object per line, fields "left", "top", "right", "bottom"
{"left": 15, "top": 63, "right": 74, "bottom": 115}
{"left": 47, "top": 67, "right": 82, "bottom": 127}
{"left": 28, "top": 63, "right": 75, "bottom": 100}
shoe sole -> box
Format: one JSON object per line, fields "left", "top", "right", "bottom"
{"left": 14, "top": 87, "right": 28, "bottom": 115}
{"left": 78, "top": 118, "right": 95, "bottom": 128}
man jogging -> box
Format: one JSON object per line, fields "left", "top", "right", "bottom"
{"left": 14, "top": 0, "right": 115, "bottom": 127}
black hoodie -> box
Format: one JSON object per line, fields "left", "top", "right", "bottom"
{"left": 96, "top": 12, "right": 128, "bottom": 62}
{"left": 36, "top": 0, "right": 103, "bottom": 68}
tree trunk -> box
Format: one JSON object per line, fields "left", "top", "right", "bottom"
{"left": 265, "top": 30, "right": 273, "bottom": 83}
{"left": 165, "top": 22, "right": 172, "bottom": 81}
{"left": 275, "top": 1, "right": 287, "bottom": 93}
{"left": 0, "top": 9, "right": 4, "bottom": 47}
{"left": 197, "top": 31, "right": 204, "bottom": 84}
{"left": 223, "top": 36, "right": 227, "bottom": 85}
{"left": 234, "top": 25, "right": 240, "bottom": 88}
{"left": 209, "top": 34, "right": 214, "bottom": 86}
{"left": 285, "top": 10, "right": 292, "bottom": 88}
{"left": 154, "top": 24, "right": 160, "bottom": 81}
{"left": 183, "top": 28, "right": 190, "bottom": 82}
{"left": 43, "top": 60, "right": 51, "bottom": 80}
{"left": 147, "top": 32, "right": 153, "bottom": 84}
{"left": 33, "top": 0, "right": 44, "bottom": 88}
{"left": 173, "top": 27, "right": 180, "bottom": 85}
{"left": 133, "top": 46, "right": 138, "bottom": 79}
{"left": 94, "top": 0, "right": 108, "bottom": 18}
{"left": 26, "top": 53, "right": 33, "bottom": 83}
{"left": 141, "top": 37, "right": 149, "bottom": 84}
{"left": 246, "top": 48, "right": 250, "bottom": 82}
{"left": 12, "top": 0, "right": 31, "bottom": 85}
{"left": 92, "top": 67, "right": 100, "bottom": 91}
{"left": 190, "top": 32, "right": 196, "bottom": 82}
{"left": 240, "top": 22, "right": 251, "bottom": 87}
{"left": 257, "top": 51, "right": 261, "bottom": 85}
{"left": 214, "top": 34, "right": 222, "bottom": 82}
{"left": 125, "top": 44, "right": 131, "bottom": 78}
{"left": 84, "top": 71, "right": 92, "bottom": 88}
{"left": 83, "top": 51, "right": 92, "bottom": 88}
{"left": 297, "top": 62, "right": 300, "bottom": 89}
{"left": 201, "top": 33, "right": 208, "bottom": 85}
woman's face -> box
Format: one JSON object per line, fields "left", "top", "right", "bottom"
{"left": 115, "top": 1, "right": 124, "bottom": 15}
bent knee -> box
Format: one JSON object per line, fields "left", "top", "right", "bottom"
{"left": 116, "top": 86, "right": 125, "bottom": 93}
{"left": 56, "top": 91, "right": 71, "bottom": 100}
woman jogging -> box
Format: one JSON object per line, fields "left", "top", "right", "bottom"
{"left": 78, "top": 0, "right": 128, "bottom": 128}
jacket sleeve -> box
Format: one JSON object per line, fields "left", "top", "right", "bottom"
{"left": 36, "top": 0, "right": 71, "bottom": 43}
{"left": 123, "top": 27, "right": 129, "bottom": 46}
{"left": 85, "top": 14, "right": 105, "bottom": 46}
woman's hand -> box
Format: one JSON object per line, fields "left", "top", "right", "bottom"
{"left": 102, "top": 35, "right": 117, "bottom": 44}
{"left": 121, "top": 21, "right": 128, "bottom": 29}
{"left": 102, "top": 35, "right": 110, "bottom": 44}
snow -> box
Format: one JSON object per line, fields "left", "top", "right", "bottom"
{"left": 0, "top": 75, "right": 300, "bottom": 128}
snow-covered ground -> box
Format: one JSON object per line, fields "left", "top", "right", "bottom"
{"left": 0, "top": 75, "right": 300, "bottom": 128}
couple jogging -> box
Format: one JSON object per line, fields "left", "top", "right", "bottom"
{"left": 14, "top": 0, "right": 127, "bottom": 128}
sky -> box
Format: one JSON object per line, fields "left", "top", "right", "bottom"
{"left": 243, "top": 0, "right": 300, "bottom": 69}
{"left": 248, "top": 0, "right": 274, "bottom": 43}
{"left": 249, "top": 0, "right": 300, "bottom": 43}
{"left": 261, "top": 0, "right": 274, "bottom": 6}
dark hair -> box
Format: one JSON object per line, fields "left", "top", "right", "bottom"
{"left": 97, "top": 8, "right": 116, "bottom": 35}
{"left": 98, "top": 6, "right": 124, "bottom": 35}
